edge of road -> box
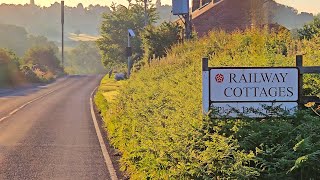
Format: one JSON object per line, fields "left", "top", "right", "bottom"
{"left": 90, "top": 87, "right": 120, "bottom": 180}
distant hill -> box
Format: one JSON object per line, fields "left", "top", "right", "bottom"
{"left": 0, "top": 0, "right": 315, "bottom": 44}
{"left": 0, "top": 3, "right": 175, "bottom": 43}
{"left": 272, "top": 2, "right": 314, "bottom": 29}
{"left": 0, "top": 3, "right": 111, "bottom": 42}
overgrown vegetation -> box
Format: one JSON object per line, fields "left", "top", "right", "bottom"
{"left": 141, "top": 22, "right": 182, "bottom": 63}
{"left": 95, "top": 28, "right": 320, "bottom": 179}
{"left": 65, "top": 42, "right": 106, "bottom": 75}
{"left": 298, "top": 17, "right": 320, "bottom": 40}
{"left": 97, "top": 2, "right": 157, "bottom": 67}
{"left": 0, "top": 48, "right": 25, "bottom": 86}
{"left": 0, "top": 24, "right": 64, "bottom": 87}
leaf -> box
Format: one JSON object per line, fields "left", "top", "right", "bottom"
{"left": 288, "top": 155, "right": 309, "bottom": 173}
{"left": 305, "top": 102, "right": 316, "bottom": 108}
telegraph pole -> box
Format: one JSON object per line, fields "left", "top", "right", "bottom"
{"left": 143, "top": 0, "right": 148, "bottom": 27}
{"left": 172, "top": 0, "right": 191, "bottom": 39}
{"left": 61, "top": 1, "right": 64, "bottom": 68}
{"left": 183, "top": 13, "right": 191, "bottom": 39}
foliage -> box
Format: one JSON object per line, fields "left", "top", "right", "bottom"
{"left": 95, "top": 29, "right": 320, "bottom": 179}
{"left": 305, "top": 102, "right": 320, "bottom": 117}
{"left": 298, "top": 17, "right": 320, "bottom": 40}
{"left": 141, "top": 22, "right": 182, "bottom": 62}
{"left": 97, "top": 2, "right": 157, "bottom": 67}
{"left": 0, "top": 48, "right": 25, "bottom": 87}
{"left": 0, "top": 24, "right": 29, "bottom": 56}
{"left": 22, "top": 46, "right": 63, "bottom": 81}
{"left": 212, "top": 112, "right": 320, "bottom": 179}
{"left": 65, "top": 42, "right": 106, "bottom": 75}
{"left": 0, "top": 24, "right": 59, "bottom": 56}
{"left": 0, "top": 24, "right": 63, "bottom": 85}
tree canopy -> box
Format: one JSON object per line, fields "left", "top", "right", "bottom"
{"left": 141, "top": 22, "right": 182, "bottom": 61}
{"left": 23, "top": 46, "right": 62, "bottom": 74}
{"left": 0, "top": 48, "right": 25, "bottom": 86}
{"left": 65, "top": 42, "right": 106, "bottom": 75}
{"left": 97, "top": 2, "right": 157, "bottom": 67}
{"left": 298, "top": 17, "right": 320, "bottom": 40}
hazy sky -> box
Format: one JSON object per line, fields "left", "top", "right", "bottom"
{"left": 1, "top": 0, "right": 319, "bottom": 14}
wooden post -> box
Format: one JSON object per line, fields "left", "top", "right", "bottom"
{"left": 296, "top": 55, "right": 303, "bottom": 104}
{"left": 202, "top": 58, "right": 209, "bottom": 114}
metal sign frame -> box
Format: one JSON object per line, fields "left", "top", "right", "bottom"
{"left": 202, "top": 58, "right": 301, "bottom": 117}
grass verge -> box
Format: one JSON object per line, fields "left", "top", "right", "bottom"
{"left": 95, "top": 29, "right": 320, "bottom": 179}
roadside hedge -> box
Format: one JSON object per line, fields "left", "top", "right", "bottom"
{"left": 95, "top": 29, "right": 320, "bottom": 179}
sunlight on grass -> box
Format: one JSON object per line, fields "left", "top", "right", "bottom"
{"left": 68, "top": 33, "right": 101, "bottom": 42}
{"left": 98, "top": 75, "right": 125, "bottom": 103}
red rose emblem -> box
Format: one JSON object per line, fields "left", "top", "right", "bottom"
{"left": 215, "top": 74, "right": 224, "bottom": 83}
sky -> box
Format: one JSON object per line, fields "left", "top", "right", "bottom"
{"left": 0, "top": 0, "right": 319, "bottom": 14}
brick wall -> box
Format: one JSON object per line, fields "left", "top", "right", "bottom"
{"left": 191, "top": 0, "right": 275, "bottom": 37}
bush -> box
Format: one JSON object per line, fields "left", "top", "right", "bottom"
{"left": 141, "top": 22, "right": 182, "bottom": 62}
{"left": 0, "top": 48, "right": 25, "bottom": 87}
{"left": 96, "top": 29, "right": 320, "bottom": 179}
{"left": 22, "top": 46, "right": 63, "bottom": 81}
{"left": 298, "top": 17, "right": 320, "bottom": 40}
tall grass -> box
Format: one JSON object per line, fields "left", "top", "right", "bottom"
{"left": 95, "top": 29, "right": 320, "bottom": 179}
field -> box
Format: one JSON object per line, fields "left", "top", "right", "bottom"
{"left": 68, "top": 33, "right": 100, "bottom": 42}
{"left": 95, "top": 29, "right": 320, "bottom": 179}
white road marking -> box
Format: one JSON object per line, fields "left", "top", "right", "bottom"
{"left": 90, "top": 87, "right": 118, "bottom": 180}
{"left": 0, "top": 81, "right": 73, "bottom": 123}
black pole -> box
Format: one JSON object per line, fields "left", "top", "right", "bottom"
{"left": 184, "top": 14, "right": 191, "bottom": 39}
{"left": 61, "top": 1, "right": 64, "bottom": 68}
{"left": 296, "top": 55, "right": 303, "bottom": 105}
{"left": 144, "top": 0, "right": 148, "bottom": 27}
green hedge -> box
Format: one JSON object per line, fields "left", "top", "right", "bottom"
{"left": 96, "top": 29, "right": 320, "bottom": 179}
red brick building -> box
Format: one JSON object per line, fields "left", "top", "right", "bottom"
{"left": 191, "top": 0, "right": 276, "bottom": 37}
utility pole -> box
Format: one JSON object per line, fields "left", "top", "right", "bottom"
{"left": 144, "top": 0, "right": 148, "bottom": 27}
{"left": 183, "top": 13, "right": 191, "bottom": 39}
{"left": 61, "top": 1, "right": 64, "bottom": 68}
{"left": 127, "top": 29, "right": 135, "bottom": 78}
{"left": 172, "top": 0, "right": 191, "bottom": 39}
{"left": 127, "top": 33, "right": 131, "bottom": 77}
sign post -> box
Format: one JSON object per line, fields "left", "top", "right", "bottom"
{"left": 203, "top": 59, "right": 300, "bottom": 118}
{"left": 202, "top": 58, "right": 210, "bottom": 114}
{"left": 172, "top": 0, "right": 191, "bottom": 39}
{"left": 127, "top": 29, "right": 135, "bottom": 78}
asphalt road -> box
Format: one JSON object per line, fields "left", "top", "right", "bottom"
{"left": 0, "top": 75, "right": 112, "bottom": 180}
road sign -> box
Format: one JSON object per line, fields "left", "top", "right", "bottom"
{"left": 202, "top": 59, "right": 300, "bottom": 117}
{"left": 172, "top": 0, "right": 189, "bottom": 15}
{"left": 210, "top": 68, "right": 299, "bottom": 102}
{"left": 128, "top": 29, "right": 135, "bottom": 37}
{"left": 211, "top": 102, "right": 298, "bottom": 118}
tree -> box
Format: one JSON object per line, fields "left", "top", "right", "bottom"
{"left": 23, "top": 46, "right": 62, "bottom": 74}
{"left": 298, "top": 17, "right": 320, "bottom": 40}
{"left": 97, "top": 2, "right": 157, "bottom": 67}
{"left": 65, "top": 42, "right": 106, "bottom": 75}
{"left": 0, "top": 48, "right": 25, "bottom": 86}
{"left": 141, "top": 22, "right": 182, "bottom": 61}
{"left": 0, "top": 24, "right": 29, "bottom": 56}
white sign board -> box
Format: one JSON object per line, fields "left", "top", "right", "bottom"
{"left": 128, "top": 29, "right": 135, "bottom": 37}
{"left": 211, "top": 102, "right": 298, "bottom": 118}
{"left": 210, "top": 68, "right": 299, "bottom": 102}
{"left": 204, "top": 67, "right": 299, "bottom": 118}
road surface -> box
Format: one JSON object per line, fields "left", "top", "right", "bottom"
{"left": 0, "top": 76, "right": 112, "bottom": 180}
